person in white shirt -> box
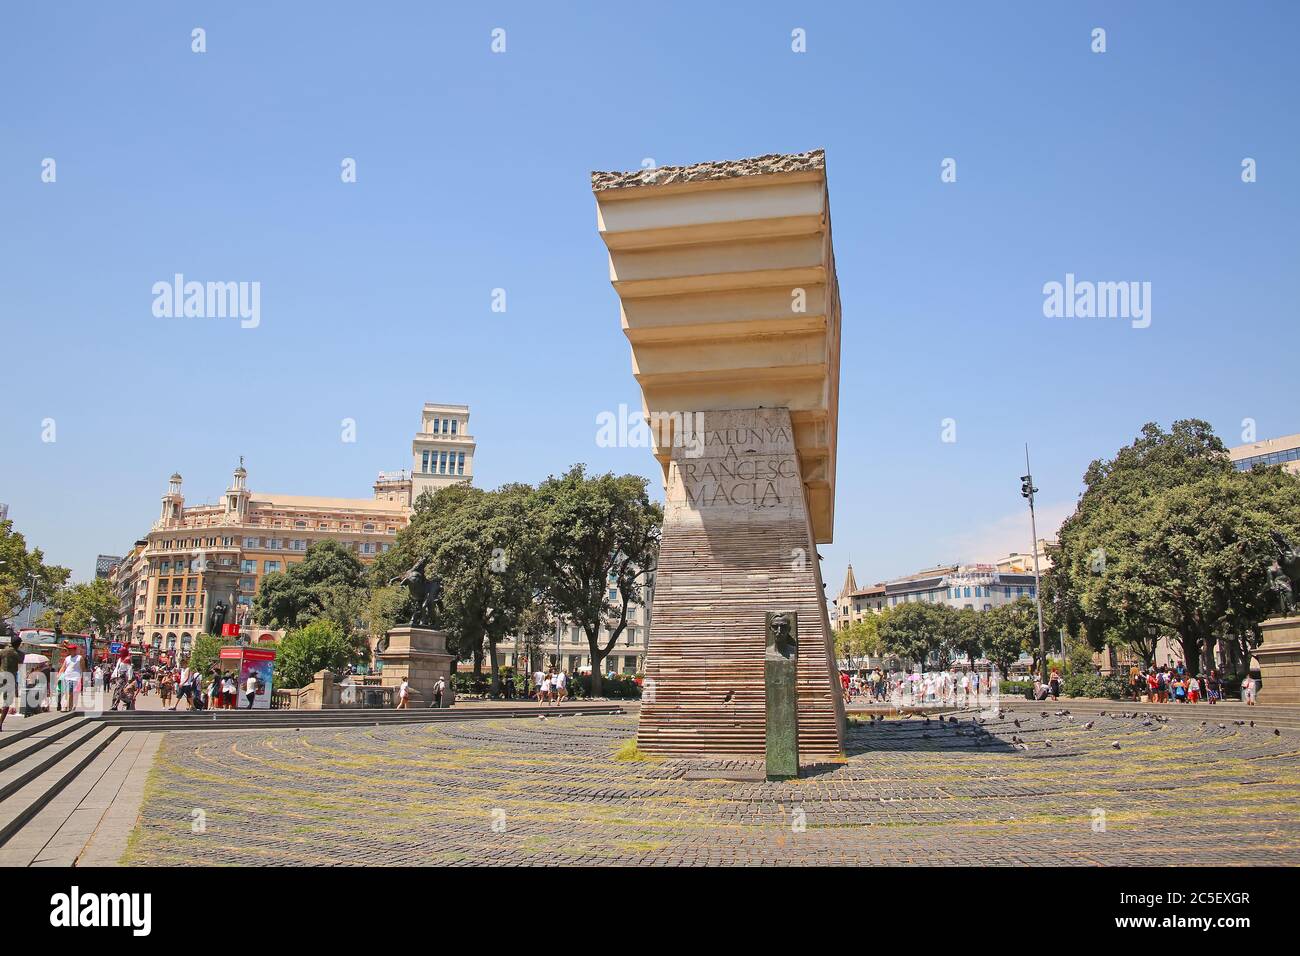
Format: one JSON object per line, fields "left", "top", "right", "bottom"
{"left": 540, "top": 673, "right": 552, "bottom": 706}
{"left": 554, "top": 669, "right": 567, "bottom": 703}
{"left": 397, "top": 677, "right": 411, "bottom": 709}
{"left": 59, "top": 650, "right": 84, "bottom": 711}
{"left": 533, "top": 670, "right": 545, "bottom": 702}
{"left": 245, "top": 672, "right": 258, "bottom": 708}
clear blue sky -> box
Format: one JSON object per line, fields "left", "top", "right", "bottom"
{"left": 2, "top": 1, "right": 1296, "bottom": 591}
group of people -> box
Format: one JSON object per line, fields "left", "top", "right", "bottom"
{"left": 842, "top": 668, "right": 1000, "bottom": 707}
{"left": 1128, "top": 664, "right": 1256, "bottom": 705}
{"left": 534, "top": 667, "right": 569, "bottom": 704}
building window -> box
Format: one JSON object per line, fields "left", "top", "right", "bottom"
{"left": 451, "top": 419, "right": 458, "bottom": 435}
{"left": 457, "top": 452, "right": 465, "bottom": 475}
{"left": 264, "top": 561, "right": 281, "bottom": 574}
{"left": 421, "top": 450, "right": 430, "bottom": 473}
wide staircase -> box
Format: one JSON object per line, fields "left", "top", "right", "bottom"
{"left": 0, "top": 712, "right": 129, "bottom": 857}
{"left": 0, "top": 701, "right": 625, "bottom": 862}
{"left": 91, "top": 700, "right": 624, "bottom": 733}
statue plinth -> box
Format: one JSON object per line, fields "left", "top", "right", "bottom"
{"left": 1256, "top": 616, "right": 1300, "bottom": 705}
{"left": 378, "top": 626, "right": 454, "bottom": 707}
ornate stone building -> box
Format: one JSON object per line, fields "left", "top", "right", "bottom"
{"left": 122, "top": 463, "right": 408, "bottom": 660}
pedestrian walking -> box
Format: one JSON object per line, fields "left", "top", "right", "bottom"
{"left": 397, "top": 676, "right": 411, "bottom": 709}
{"left": 0, "top": 628, "right": 21, "bottom": 733}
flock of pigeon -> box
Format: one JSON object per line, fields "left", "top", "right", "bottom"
{"left": 858, "top": 706, "right": 1283, "bottom": 752}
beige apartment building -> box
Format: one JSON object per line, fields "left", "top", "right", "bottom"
{"left": 119, "top": 463, "right": 408, "bottom": 659}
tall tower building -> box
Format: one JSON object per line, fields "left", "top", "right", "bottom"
{"left": 411, "top": 403, "right": 475, "bottom": 501}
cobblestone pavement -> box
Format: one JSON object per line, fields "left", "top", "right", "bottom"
{"left": 123, "top": 710, "right": 1300, "bottom": 865}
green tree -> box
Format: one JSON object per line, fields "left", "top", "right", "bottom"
{"left": 36, "top": 578, "right": 119, "bottom": 636}
{"left": 1048, "top": 421, "right": 1300, "bottom": 677}
{"left": 274, "top": 619, "right": 357, "bottom": 689}
{"left": 835, "top": 616, "right": 883, "bottom": 668}
{"left": 253, "top": 540, "right": 367, "bottom": 632}
{"left": 514, "top": 601, "right": 554, "bottom": 678}
{"left": 953, "top": 607, "right": 986, "bottom": 669}
{"left": 187, "top": 633, "right": 238, "bottom": 677}
{"left": 879, "top": 602, "right": 956, "bottom": 670}
{"left": 529, "top": 465, "right": 662, "bottom": 698}
{"left": 0, "top": 519, "right": 69, "bottom": 623}
{"left": 362, "top": 584, "right": 406, "bottom": 645}
{"left": 389, "top": 483, "right": 541, "bottom": 692}
{"left": 982, "top": 597, "right": 1038, "bottom": 679}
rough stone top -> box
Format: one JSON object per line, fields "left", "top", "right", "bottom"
{"left": 591, "top": 149, "right": 824, "bottom": 193}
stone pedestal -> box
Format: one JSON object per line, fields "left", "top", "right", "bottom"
{"left": 1256, "top": 616, "right": 1300, "bottom": 704}
{"left": 378, "top": 626, "right": 454, "bottom": 707}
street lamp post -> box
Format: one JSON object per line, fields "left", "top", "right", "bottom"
{"left": 1021, "top": 445, "right": 1049, "bottom": 684}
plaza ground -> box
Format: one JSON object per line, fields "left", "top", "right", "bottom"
{"left": 120, "top": 709, "right": 1300, "bottom": 866}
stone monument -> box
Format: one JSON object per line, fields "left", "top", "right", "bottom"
{"left": 592, "top": 150, "right": 846, "bottom": 759}
{"left": 1256, "top": 531, "right": 1300, "bottom": 704}
{"left": 379, "top": 557, "right": 454, "bottom": 706}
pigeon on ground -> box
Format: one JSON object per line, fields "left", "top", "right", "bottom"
{"left": 1041, "top": 711, "right": 1049, "bottom": 717}
{"left": 1112, "top": 741, "right": 1122, "bottom": 750}
{"left": 1055, "top": 710, "right": 1064, "bottom": 717}
{"left": 1044, "top": 740, "right": 1053, "bottom": 748}
{"left": 1100, "top": 711, "right": 1107, "bottom": 716}
{"left": 1201, "top": 721, "right": 1207, "bottom": 727}
{"left": 1083, "top": 721, "right": 1094, "bottom": 730}
{"left": 1250, "top": 721, "right": 1255, "bottom": 728}
{"left": 1218, "top": 723, "right": 1226, "bottom": 729}
{"left": 1014, "top": 719, "right": 1021, "bottom": 728}
{"left": 949, "top": 716, "right": 959, "bottom": 724}
{"left": 1275, "top": 729, "right": 1281, "bottom": 736}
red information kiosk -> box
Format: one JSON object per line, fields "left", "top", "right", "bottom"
{"left": 218, "top": 644, "right": 275, "bottom": 709}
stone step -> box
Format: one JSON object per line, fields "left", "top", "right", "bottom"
{"left": 0, "top": 715, "right": 93, "bottom": 773}
{"left": 90, "top": 704, "right": 624, "bottom": 732}
{"left": 0, "top": 724, "right": 121, "bottom": 847}
{"left": 3, "top": 730, "right": 138, "bottom": 866}
{"left": 0, "top": 720, "right": 102, "bottom": 802}
{"left": 0, "top": 710, "right": 80, "bottom": 750}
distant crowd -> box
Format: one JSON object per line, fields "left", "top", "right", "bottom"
{"left": 1128, "top": 663, "right": 1257, "bottom": 706}
{"left": 843, "top": 668, "right": 999, "bottom": 707}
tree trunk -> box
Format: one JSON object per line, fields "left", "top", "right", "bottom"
{"left": 487, "top": 636, "right": 500, "bottom": 698}
{"left": 1178, "top": 633, "right": 1202, "bottom": 677}
{"left": 473, "top": 647, "right": 483, "bottom": 677}
{"left": 588, "top": 631, "right": 603, "bottom": 699}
